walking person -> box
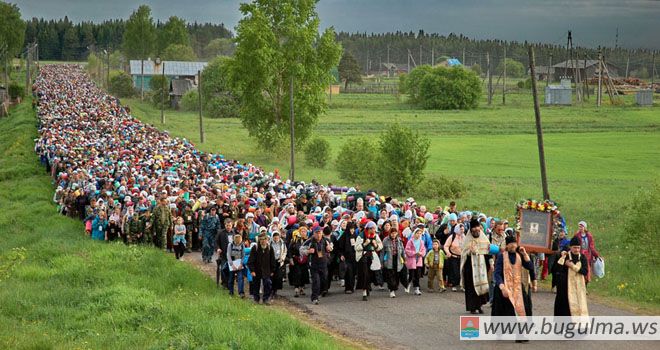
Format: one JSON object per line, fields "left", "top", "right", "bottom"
{"left": 425, "top": 239, "right": 446, "bottom": 293}
{"left": 270, "top": 231, "right": 287, "bottom": 298}
{"left": 302, "top": 226, "right": 332, "bottom": 305}
{"left": 355, "top": 221, "right": 382, "bottom": 301}
{"left": 460, "top": 219, "right": 491, "bottom": 314}
{"left": 574, "top": 221, "right": 600, "bottom": 284}
{"left": 226, "top": 233, "right": 246, "bottom": 298}
{"left": 287, "top": 227, "right": 310, "bottom": 297}
{"left": 336, "top": 221, "right": 357, "bottom": 294}
{"left": 200, "top": 207, "right": 220, "bottom": 263}
{"left": 173, "top": 217, "right": 187, "bottom": 260}
{"left": 444, "top": 224, "right": 465, "bottom": 291}
{"left": 404, "top": 228, "right": 426, "bottom": 295}
{"left": 381, "top": 227, "right": 405, "bottom": 298}
{"left": 248, "top": 234, "right": 277, "bottom": 304}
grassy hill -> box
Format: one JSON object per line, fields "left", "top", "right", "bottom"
{"left": 125, "top": 91, "right": 659, "bottom": 310}
{"left": 0, "top": 100, "right": 349, "bottom": 349}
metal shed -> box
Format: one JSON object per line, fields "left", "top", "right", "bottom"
{"left": 636, "top": 89, "right": 654, "bottom": 106}
{"left": 544, "top": 85, "right": 572, "bottom": 105}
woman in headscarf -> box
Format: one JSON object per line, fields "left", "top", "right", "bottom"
{"left": 354, "top": 221, "right": 382, "bottom": 301}
{"left": 444, "top": 223, "right": 465, "bottom": 291}
{"left": 287, "top": 226, "right": 310, "bottom": 297}
{"left": 335, "top": 220, "right": 357, "bottom": 294}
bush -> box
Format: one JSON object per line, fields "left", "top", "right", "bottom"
{"left": 413, "top": 176, "right": 467, "bottom": 201}
{"left": 150, "top": 75, "right": 169, "bottom": 108}
{"left": 304, "top": 137, "right": 330, "bottom": 168}
{"left": 205, "top": 95, "right": 239, "bottom": 119}
{"left": 496, "top": 58, "right": 525, "bottom": 78}
{"left": 8, "top": 82, "right": 24, "bottom": 100}
{"left": 399, "top": 65, "right": 433, "bottom": 103}
{"left": 620, "top": 182, "right": 660, "bottom": 268}
{"left": 376, "top": 123, "right": 430, "bottom": 195}
{"left": 470, "top": 63, "right": 482, "bottom": 76}
{"left": 335, "top": 137, "right": 378, "bottom": 186}
{"left": 108, "top": 71, "right": 135, "bottom": 98}
{"left": 180, "top": 89, "right": 199, "bottom": 112}
{"left": 517, "top": 78, "right": 532, "bottom": 90}
{"left": 419, "top": 66, "right": 481, "bottom": 110}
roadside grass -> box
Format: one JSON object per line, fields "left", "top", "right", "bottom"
{"left": 0, "top": 100, "right": 350, "bottom": 349}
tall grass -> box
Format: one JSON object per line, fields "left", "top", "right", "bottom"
{"left": 0, "top": 100, "right": 348, "bottom": 349}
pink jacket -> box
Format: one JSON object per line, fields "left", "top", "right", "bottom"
{"left": 405, "top": 238, "right": 427, "bottom": 269}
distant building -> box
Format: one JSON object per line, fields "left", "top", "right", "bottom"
{"left": 436, "top": 58, "right": 462, "bottom": 67}
{"left": 527, "top": 66, "right": 555, "bottom": 81}
{"left": 169, "top": 79, "right": 195, "bottom": 109}
{"left": 552, "top": 60, "right": 619, "bottom": 82}
{"left": 381, "top": 63, "right": 409, "bottom": 76}
{"left": 129, "top": 60, "right": 207, "bottom": 91}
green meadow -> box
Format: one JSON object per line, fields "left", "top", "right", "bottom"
{"left": 0, "top": 100, "right": 349, "bottom": 349}
{"left": 125, "top": 90, "right": 660, "bottom": 309}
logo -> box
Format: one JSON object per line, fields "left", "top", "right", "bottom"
{"left": 460, "top": 316, "right": 480, "bottom": 339}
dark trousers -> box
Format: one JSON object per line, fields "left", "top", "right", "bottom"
{"left": 310, "top": 264, "right": 328, "bottom": 301}
{"left": 174, "top": 242, "right": 185, "bottom": 259}
{"left": 408, "top": 266, "right": 422, "bottom": 288}
{"left": 252, "top": 276, "right": 272, "bottom": 302}
{"left": 343, "top": 261, "right": 356, "bottom": 292}
{"left": 228, "top": 270, "right": 244, "bottom": 295}
{"left": 446, "top": 257, "right": 461, "bottom": 286}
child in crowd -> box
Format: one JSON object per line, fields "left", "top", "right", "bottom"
{"left": 425, "top": 239, "right": 446, "bottom": 292}
{"left": 227, "top": 233, "right": 246, "bottom": 297}
{"left": 173, "top": 217, "right": 187, "bottom": 259}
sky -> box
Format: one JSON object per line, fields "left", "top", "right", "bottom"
{"left": 10, "top": 0, "right": 660, "bottom": 49}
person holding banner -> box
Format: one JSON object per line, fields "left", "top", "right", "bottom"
{"left": 554, "top": 236, "right": 589, "bottom": 317}
{"left": 460, "top": 218, "right": 492, "bottom": 314}
{"left": 492, "top": 235, "right": 537, "bottom": 317}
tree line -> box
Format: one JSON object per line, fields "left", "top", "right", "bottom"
{"left": 22, "top": 14, "right": 232, "bottom": 61}
{"left": 337, "top": 31, "right": 657, "bottom": 77}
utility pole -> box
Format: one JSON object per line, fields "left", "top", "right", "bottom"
{"left": 651, "top": 51, "right": 656, "bottom": 88}
{"left": 583, "top": 56, "right": 590, "bottom": 100}
{"left": 528, "top": 45, "right": 550, "bottom": 200}
{"left": 462, "top": 47, "right": 466, "bottom": 65}
{"left": 487, "top": 52, "right": 492, "bottom": 105}
{"left": 160, "top": 61, "right": 165, "bottom": 124}
{"left": 366, "top": 49, "right": 369, "bottom": 74}
{"left": 289, "top": 75, "right": 295, "bottom": 181}
{"left": 625, "top": 51, "right": 630, "bottom": 78}
{"left": 106, "top": 49, "right": 110, "bottom": 89}
{"left": 25, "top": 44, "right": 31, "bottom": 96}
{"left": 419, "top": 45, "right": 422, "bottom": 65}
{"left": 407, "top": 49, "right": 410, "bottom": 73}
{"left": 502, "top": 46, "right": 507, "bottom": 105}
{"left": 431, "top": 47, "right": 434, "bottom": 66}
{"left": 386, "top": 45, "right": 390, "bottom": 77}
{"left": 140, "top": 59, "right": 144, "bottom": 101}
{"left": 198, "top": 70, "right": 204, "bottom": 143}
{"left": 597, "top": 48, "right": 603, "bottom": 107}
{"left": 547, "top": 53, "right": 553, "bottom": 87}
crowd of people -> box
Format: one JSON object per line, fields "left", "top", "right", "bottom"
{"left": 34, "top": 65, "right": 600, "bottom": 319}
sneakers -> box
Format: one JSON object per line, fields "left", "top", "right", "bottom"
{"left": 312, "top": 299, "right": 319, "bottom": 305}
{"left": 439, "top": 288, "right": 447, "bottom": 293}
{"left": 414, "top": 287, "right": 422, "bottom": 296}
{"left": 389, "top": 291, "right": 396, "bottom": 298}
{"left": 294, "top": 288, "right": 300, "bottom": 298}
{"left": 452, "top": 287, "right": 457, "bottom": 292}
{"left": 340, "top": 279, "right": 345, "bottom": 287}
{"left": 404, "top": 283, "right": 411, "bottom": 294}
{"left": 378, "top": 285, "right": 385, "bottom": 290}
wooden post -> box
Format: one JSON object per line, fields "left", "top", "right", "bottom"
{"left": 487, "top": 52, "right": 492, "bottom": 105}
{"left": 431, "top": 47, "right": 434, "bottom": 66}
{"left": 289, "top": 75, "right": 295, "bottom": 181}
{"left": 528, "top": 46, "right": 550, "bottom": 200}
{"left": 597, "top": 48, "right": 603, "bottom": 107}
{"left": 462, "top": 47, "right": 466, "bottom": 65}
{"left": 652, "top": 51, "right": 656, "bottom": 88}
{"left": 198, "top": 70, "right": 204, "bottom": 143}
{"left": 502, "top": 46, "right": 507, "bottom": 105}
{"left": 140, "top": 59, "right": 144, "bottom": 101}
{"left": 625, "top": 51, "right": 630, "bottom": 79}
{"left": 547, "top": 53, "right": 553, "bottom": 87}
{"left": 25, "top": 45, "right": 30, "bottom": 96}
{"left": 583, "top": 56, "right": 590, "bottom": 100}
{"left": 160, "top": 61, "right": 165, "bottom": 124}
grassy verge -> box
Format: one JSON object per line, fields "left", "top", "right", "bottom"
{"left": 0, "top": 100, "right": 350, "bottom": 349}
{"left": 124, "top": 93, "right": 659, "bottom": 311}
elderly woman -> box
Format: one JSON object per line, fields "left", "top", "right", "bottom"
{"left": 355, "top": 221, "right": 383, "bottom": 301}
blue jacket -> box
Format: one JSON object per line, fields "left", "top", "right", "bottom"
{"left": 91, "top": 216, "right": 108, "bottom": 240}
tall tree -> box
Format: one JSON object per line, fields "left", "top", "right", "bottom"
{"left": 157, "top": 16, "right": 189, "bottom": 55}
{"left": 229, "top": 0, "right": 342, "bottom": 150}
{"left": 0, "top": 2, "right": 26, "bottom": 58}
{"left": 122, "top": 5, "right": 155, "bottom": 60}
{"left": 162, "top": 44, "right": 196, "bottom": 61}
{"left": 338, "top": 51, "right": 362, "bottom": 89}
{"left": 61, "top": 26, "right": 79, "bottom": 61}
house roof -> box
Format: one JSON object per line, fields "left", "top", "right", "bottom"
{"left": 170, "top": 79, "right": 194, "bottom": 96}
{"left": 129, "top": 60, "right": 207, "bottom": 76}
{"left": 528, "top": 66, "right": 555, "bottom": 74}
{"left": 552, "top": 60, "right": 601, "bottom": 69}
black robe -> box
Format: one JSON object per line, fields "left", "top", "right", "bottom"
{"left": 463, "top": 255, "right": 491, "bottom": 312}
{"left": 553, "top": 252, "right": 588, "bottom": 316}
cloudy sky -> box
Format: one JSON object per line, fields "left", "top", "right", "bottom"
{"left": 11, "top": 0, "right": 660, "bottom": 49}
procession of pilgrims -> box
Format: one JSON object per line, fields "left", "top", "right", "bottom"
{"left": 34, "top": 64, "right": 597, "bottom": 315}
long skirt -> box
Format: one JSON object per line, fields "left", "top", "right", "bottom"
{"left": 356, "top": 254, "right": 373, "bottom": 291}
{"left": 288, "top": 263, "right": 310, "bottom": 288}
{"left": 272, "top": 264, "right": 286, "bottom": 291}
{"left": 446, "top": 256, "right": 461, "bottom": 286}
{"left": 492, "top": 284, "right": 533, "bottom": 316}
{"left": 463, "top": 257, "right": 488, "bottom": 312}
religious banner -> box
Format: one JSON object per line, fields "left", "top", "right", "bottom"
{"left": 515, "top": 199, "right": 559, "bottom": 253}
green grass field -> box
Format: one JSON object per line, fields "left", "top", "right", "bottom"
{"left": 125, "top": 90, "right": 659, "bottom": 310}
{"left": 0, "top": 100, "right": 349, "bottom": 349}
